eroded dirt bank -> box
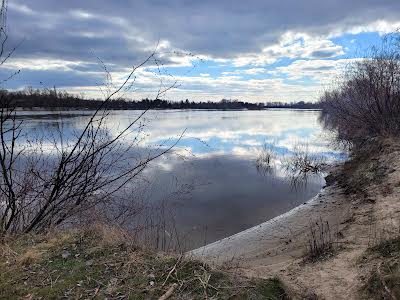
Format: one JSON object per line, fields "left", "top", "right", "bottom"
{"left": 190, "top": 138, "right": 400, "bottom": 299}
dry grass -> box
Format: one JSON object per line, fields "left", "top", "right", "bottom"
{"left": 303, "top": 219, "right": 337, "bottom": 263}
{"left": 82, "top": 223, "right": 133, "bottom": 247}
{"left": 0, "top": 226, "right": 288, "bottom": 299}
{"left": 361, "top": 236, "right": 400, "bottom": 299}
{"left": 326, "top": 138, "right": 392, "bottom": 196}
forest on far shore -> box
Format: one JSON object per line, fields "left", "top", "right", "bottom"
{"left": 0, "top": 89, "right": 320, "bottom": 110}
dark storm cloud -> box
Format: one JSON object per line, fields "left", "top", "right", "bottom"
{"left": 0, "top": 68, "right": 103, "bottom": 89}
{"left": 7, "top": 4, "right": 151, "bottom": 67}
{"left": 7, "top": 0, "right": 400, "bottom": 61}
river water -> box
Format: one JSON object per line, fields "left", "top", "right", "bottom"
{"left": 18, "top": 109, "right": 344, "bottom": 249}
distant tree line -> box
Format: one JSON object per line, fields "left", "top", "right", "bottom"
{"left": 0, "top": 88, "right": 320, "bottom": 110}
{"left": 264, "top": 101, "right": 320, "bottom": 109}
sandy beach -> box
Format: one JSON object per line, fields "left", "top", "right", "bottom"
{"left": 189, "top": 182, "right": 353, "bottom": 273}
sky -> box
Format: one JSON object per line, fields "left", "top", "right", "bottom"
{"left": 1, "top": 0, "right": 400, "bottom": 102}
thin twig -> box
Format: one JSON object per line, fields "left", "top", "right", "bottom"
{"left": 158, "top": 283, "right": 178, "bottom": 300}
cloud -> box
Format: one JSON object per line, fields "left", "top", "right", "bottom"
{"left": 275, "top": 58, "right": 358, "bottom": 83}
{"left": 2, "top": 0, "right": 399, "bottom": 101}
{"left": 329, "top": 20, "right": 400, "bottom": 38}
{"left": 232, "top": 33, "right": 345, "bottom": 67}
{"left": 7, "top": 0, "right": 400, "bottom": 60}
{"left": 222, "top": 68, "right": 267, "bottom": 76}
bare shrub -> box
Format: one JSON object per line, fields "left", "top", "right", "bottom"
{"left": 319, "top": 32, "right": 400, "bottom": 146}
{"left": 0, "top": 65, "right": 182, "bottom": 235}
{"left": 0, "top": 1, "right": 184, "bottom": 235}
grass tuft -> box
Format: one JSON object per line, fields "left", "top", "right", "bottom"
{"left": 303, "top": 219, "right": 337, "bottom": 263}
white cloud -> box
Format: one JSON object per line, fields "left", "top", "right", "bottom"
{"left": 275, "top": 58, "right": 358, "bottom": 83}
{"left": 230, "top": 32, "right": 344, "bottom": 68}
{"left": 8, "top": 3, "right": 36, "bottom": 15}
{"left": 329, "top": 20, "right": 400, "bottom": 38}
{"left": 222, "top": 68, "right": 267, "bottom": 76}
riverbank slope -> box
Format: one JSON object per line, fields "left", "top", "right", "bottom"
{"left": 191, "top": 137, "right": 400, "bottom": 299}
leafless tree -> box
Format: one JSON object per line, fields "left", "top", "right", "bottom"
{"left": 0, "top": 0, "right": 183, "bottom": 234}
{"left": 319, "top": 32, "right": 400, "bottom": 147}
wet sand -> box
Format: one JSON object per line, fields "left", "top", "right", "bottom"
{"left": 189, "top": 183, "right": 352, "bottom": 273}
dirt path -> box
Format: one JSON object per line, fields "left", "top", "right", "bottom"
{"left": 190, "top": 140, "right": 400, "bottom": 299}
{"left": 276, "top": 194, "right": 375, "bottom": 299}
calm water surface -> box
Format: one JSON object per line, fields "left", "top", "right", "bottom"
{"left": 18, "top": 109, "right": 344, "bottom": 249}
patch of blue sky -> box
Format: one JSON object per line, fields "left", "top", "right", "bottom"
{"left": 154, "top": 56, "right": 299, "bottom": 80}
{"left": 331, "top": 32, "right": 383, "bottom": 59}
{"left": 269, "top": 57, "right": 297, "bottom": 68}
{"left": 149, "top": 59, "right": 222, "bottom": 78}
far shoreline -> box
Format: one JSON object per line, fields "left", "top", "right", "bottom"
{"left": 14, "top": 107, "right": 322, "bottom": 111}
